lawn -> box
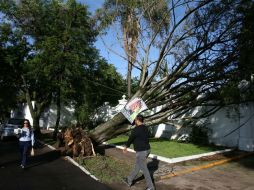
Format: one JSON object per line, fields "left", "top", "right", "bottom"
{"left": 107, "top": 135, "right": 223, "bottom": 158}
{"left": 76, "top": 156, "right": 132, "bottom": 183}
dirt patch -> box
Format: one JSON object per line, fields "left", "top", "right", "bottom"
{"left": 75, "top": 155, "right": 133, "bottom": 184}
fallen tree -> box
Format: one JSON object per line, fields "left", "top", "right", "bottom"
{"left": 89, "top": 0, "right": 249, "bottom": 144}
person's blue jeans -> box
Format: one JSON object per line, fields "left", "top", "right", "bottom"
{"left": 127, "top": 150, "right": 154, "bottom": 189}
{"left": 19, "top": 141, "right": 31, "bottom": 167}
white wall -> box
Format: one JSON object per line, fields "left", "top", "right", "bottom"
{"left": 238, "top": 103, "right": 254, "bottom": 151}
{"left": 39, "top": 104, "right": 76, "bottom": 129}
{"left": 11, "top": 102, "right": 34, "bottom": 125}
{"left": 206, "top": 103, "right": 254, "bottom": 151}
{"left": 153, "top": 103, "right": 254, "bottom": 151}
{"left": 93, "top": 97, "right": 254, "bottom": 151}
{"left": 11, "top": 102, "right": 76, "bottom": 129}
{"left": 208, "top": 105, "right": 240, "bottom": 148}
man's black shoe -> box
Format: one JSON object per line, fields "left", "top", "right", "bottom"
{"left": 122, "top": 177, "right": 132, "bottom": 187}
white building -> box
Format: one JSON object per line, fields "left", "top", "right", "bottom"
{"left": 11, "top": 101, "right": 76, "bottom": 129}
{"left": 11, "top": 95, "right": 254, "bottom": 151}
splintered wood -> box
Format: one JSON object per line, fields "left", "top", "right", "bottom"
{"left": 57, "top": 127, "right": 95, "bottom": 157}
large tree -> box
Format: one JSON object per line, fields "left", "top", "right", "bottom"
{"left": 0, "top": 24, "right": 21, "bottom": 121}
{"left": 0, "top": 0, "right": 124, "bottom": 134}
{"left": 238, "top": 0, "right": 254, "bottom": 82}
{"left": 90, "top": 0, "right": 249, "bottom": 144}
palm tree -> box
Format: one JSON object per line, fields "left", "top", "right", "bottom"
{"left": 95, "top": 0, "right": 170, "bottom": 99}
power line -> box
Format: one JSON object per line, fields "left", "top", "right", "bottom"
{"left": 89, "top": 92, "right": 123, "bottom": 97}
{"left": 84, "top": 78, "right": 125, "bottom": 95}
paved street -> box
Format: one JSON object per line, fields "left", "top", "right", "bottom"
{"left": 0, "top": 139, "right": 112, "bottom": 190}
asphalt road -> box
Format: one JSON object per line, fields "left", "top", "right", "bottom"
{"left": 0, "top": 138, "right": 112, "bottom": 190}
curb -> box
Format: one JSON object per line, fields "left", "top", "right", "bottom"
{"left": 37, "top": 140, "right": 99, "bottom": 181}
{"left": 102, "top": 142, "right": 233, "bottom": 164}
{"left": 37, "top": 140, "right": 56, "bottom": 150}
{"left": 64, "top": 156, "right": 98, "bottom": 181}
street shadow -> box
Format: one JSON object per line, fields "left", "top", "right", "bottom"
{"left": 26, "top": 150, "right": 61, "bottom": 169}
{"left": 218, "top": 150, "right": 254, "bottom": 170}
{"left": 148, "top": 157, "right": 160, "bottom": 182}
{"left": 0, "top": 158, "right": 20, "bottom": 167}
{"left": 0, "top": 149, "right": 61, "bottom": 169}
{"left": 95, "top": 144, "right": 116, "bottom": 155}
{"left": 132, "top": 158, "right": 160, "bottom": 185}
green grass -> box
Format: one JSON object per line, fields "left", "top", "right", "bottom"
{"left": 107, "top": 135, "right": 222, "bottom": 158}
{"left": 76, "top": 156, "right": 132, "bottom": 183}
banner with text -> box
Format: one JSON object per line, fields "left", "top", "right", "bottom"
{"left": 121, "top": 97, "right": 148, "bottom": 123}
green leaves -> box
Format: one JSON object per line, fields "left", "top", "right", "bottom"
{"left": 0, "top": 0, "right": 125, "bottom": 126}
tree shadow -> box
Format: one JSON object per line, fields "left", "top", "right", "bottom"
{"left": 25, "top": 150, "right": 61, "bottom": 169}
{"left": 0, "top": 148, "right": 61, "bottom": 169}
{"left": 218, "top": 150, "right": 254, "bottom": 170}
{"left": 132, "top": 158, "right": 160, "bottom": 185}
{"left": 95, "top": 144, "right": 117, "bottom": 155}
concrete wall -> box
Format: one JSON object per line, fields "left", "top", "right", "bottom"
{"left": 11, "top": 96, "right": 254, "bottom": 151}
{"left": 153, "top": 103, "right": 254, "bottom": 151}
{"left": 208, "top": 105, "right": 240, "bottom": 148}
{"left": 238, "top": 103, "right": 254, "bottom": 151}
{"left": 93, "top": 97, "right": 254, "bottom": 151}
{"left": 39, "top": 104, "right": 76, "bottom": 129}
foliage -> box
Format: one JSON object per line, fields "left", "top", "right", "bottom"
{"left": 0, "top": 30, "right": 20, "bottom": 120}
{"left": 189, "top": 124, "right": 211, "bottom": 145}
{"left": 238, "top": 0, "right": 254, "bottom": 82}
{"left": 0, "top": 0, "right": 125, "bottom": 131}
{"left": 75, "top": 60, "right": 125, "bottom": 128}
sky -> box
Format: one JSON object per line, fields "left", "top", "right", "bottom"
{"left": 78, "top": 0, "right": 187, "bottom": 78}
{"left": 77, "top": 0, "right": 128, "bottom": 77}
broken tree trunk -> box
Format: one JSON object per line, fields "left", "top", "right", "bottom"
{"left": 57, "top": 127, "right": 95, "bottom": 157}
{"left": 89, "top": 113, "right": 131, "bottom": 144}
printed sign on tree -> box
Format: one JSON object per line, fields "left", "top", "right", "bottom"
{"left": 121, "top": 97, "right": 148, "bottom": 123}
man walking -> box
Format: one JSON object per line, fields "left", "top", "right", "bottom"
{"left": 123, "top": 114, "right": 155, "bottom": 190}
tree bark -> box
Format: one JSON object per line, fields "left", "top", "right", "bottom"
{"left": 89, "top": 113, "right": 131, "bottom": 144}
{"left": 32, "top": 115, "right": 41, "bottom": 136}
{"left": 127, "top": 61, "right": 132, "bottom": 99}
{"left": 53, "top": 88, "right": 61, "bottom": 139}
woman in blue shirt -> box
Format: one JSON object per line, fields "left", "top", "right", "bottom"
{"left": 19, "top": 119, "right": 35, "bottom": 169}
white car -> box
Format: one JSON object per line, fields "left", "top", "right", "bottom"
{"left": 0, "top": 118, "right": 25, "bottom": 140}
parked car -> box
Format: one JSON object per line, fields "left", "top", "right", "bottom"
{"left": 0, "top": 118, "right": 25, "bottom": 140}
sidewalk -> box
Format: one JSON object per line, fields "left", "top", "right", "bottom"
{"left": 0, "top": 139, "right": 112, "bottom": 190}
{"left": 100, "top": 144, "right": 186, "bottom": 178}
{"left": 100, "top": 144, "right": 254, "bottom": 190}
